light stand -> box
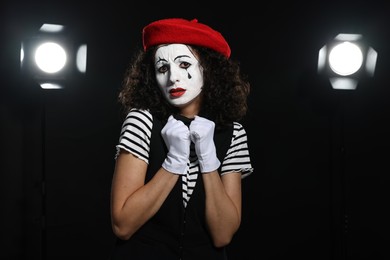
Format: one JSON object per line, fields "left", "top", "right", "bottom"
{"left": 20, "top": 22, "right": 87, "bottom": 259}
{"left": 318, "top": 33, "right": 378, "bottom": 260}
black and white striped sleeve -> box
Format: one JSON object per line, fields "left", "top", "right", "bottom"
{"left": 115, "top": 109, "right": 153, "bottom": 164}
{"left": 220, "top": 122, "right": 253, "bottom": 178}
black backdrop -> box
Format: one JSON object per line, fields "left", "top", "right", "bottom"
{"left": 1, "top": 1, "right": 390, "bottom": 259}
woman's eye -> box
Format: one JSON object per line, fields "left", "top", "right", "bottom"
{"left": 180, "top": 62, "right": 191, "bottom": 69}
{"left": 157, "top": 65, "right": 168, "bottom": 73}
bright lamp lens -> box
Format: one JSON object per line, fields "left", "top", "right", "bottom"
{"left": 34, "top": 42, "right": 67, "bottom": 73}
{"left": 328, "top": 42, "right": 363, "bottom": 76}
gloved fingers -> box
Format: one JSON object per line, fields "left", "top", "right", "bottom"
{"left": 162, "top": 116, "right": 190, "bottom": 142}
{"left": 190, "top": 116, "right": 215, "bottom": 138}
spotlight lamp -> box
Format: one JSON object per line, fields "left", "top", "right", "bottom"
{"left": 317, "top": 33, "right": 377, "bottom": 90}
{"left": 20, "top": 23, "right": 87, "bottom": 89}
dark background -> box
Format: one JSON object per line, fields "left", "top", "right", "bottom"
{"left": 1, "top": 1, "right": 390, "bottom": 259}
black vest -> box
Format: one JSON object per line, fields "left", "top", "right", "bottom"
{"left": 111, "top": 114, "right": 233, "bottom": 260}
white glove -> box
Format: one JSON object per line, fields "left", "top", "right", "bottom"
{"left": 161, "top": 115, "right": 191, "bottom": 175}
{"left": 189, "top": 116, "right": 221, "bottom": 173}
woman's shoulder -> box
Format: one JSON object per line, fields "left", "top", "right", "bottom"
{"left": 121, "top": 109, "right": 154, "bottom": 130}
{"left": 126, "top": 108, "right": 152, "bottom": 117}
{"left": 231, "top": 121, "right": 250, "bottom": 140}
{"left": 124, "top": 108, "right": 153, "bottom": 121}
{"left": 232, "top": 121, "right": 246, "bottom": 131}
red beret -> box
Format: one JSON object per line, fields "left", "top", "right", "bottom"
{"left": 142, "top": 18, "right": 231, "bottom": 58}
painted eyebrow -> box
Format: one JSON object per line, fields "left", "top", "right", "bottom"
{"left": 174, "top": 55, "right": 191, "bottom": 61}
{"left": 155, "top": 57, "right": 167, "bottom": 65}
{"left": 155, "top": 54, "right": 192, "bottom": 66}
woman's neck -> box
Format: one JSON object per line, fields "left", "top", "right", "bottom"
{"left": 178, "top": 95, "right": 201, "bottom": 119}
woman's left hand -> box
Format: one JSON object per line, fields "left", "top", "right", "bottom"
{"left": 189, "top": 116, "right": 220, "bottom": 173}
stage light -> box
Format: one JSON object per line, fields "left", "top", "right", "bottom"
{"left": 318, "top": 33, "right": 377, "bottom": 90}
{"left": 20, "top": 23, "right": 87, "bottom": 89}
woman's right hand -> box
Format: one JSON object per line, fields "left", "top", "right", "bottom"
{"left": 161, "top": 115, "right": 191, "bottom": 175}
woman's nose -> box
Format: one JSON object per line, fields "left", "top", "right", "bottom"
{"left": 169, "top": 65, "right": 181, "bottom": 83}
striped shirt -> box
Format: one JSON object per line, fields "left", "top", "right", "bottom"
{"left": 116, "top": 108, "right": 253, "bottom": 207}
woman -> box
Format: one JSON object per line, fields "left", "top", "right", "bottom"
{"left": 110, "top": 17, "right": 253, "bottom": 260}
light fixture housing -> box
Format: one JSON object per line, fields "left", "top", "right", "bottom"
{"left": 20, "top": 23, "right": 87, "bottom": 89}
{"left": 318, "top": 33, "right": 377, "bottom": 90}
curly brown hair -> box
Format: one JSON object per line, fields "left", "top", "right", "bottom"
{"left": 118, "top": 45, "right": 250, "bottom": 127}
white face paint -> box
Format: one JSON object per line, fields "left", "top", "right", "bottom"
{"left": 154, "top": 44, "right": 203, "bottom": 107}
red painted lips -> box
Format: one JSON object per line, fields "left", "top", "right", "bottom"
{"left": 169, "top": 88, "right": 186, "bottom": 98}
